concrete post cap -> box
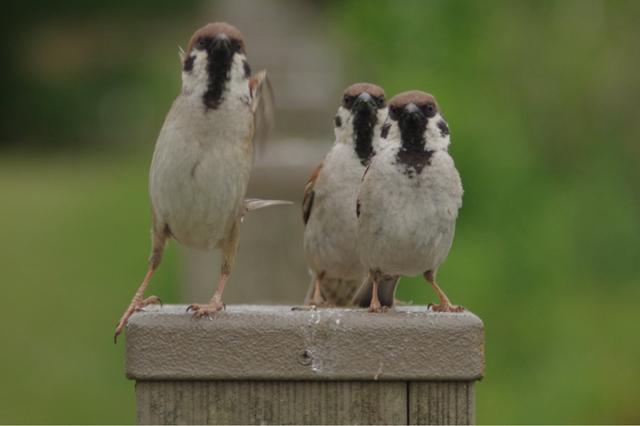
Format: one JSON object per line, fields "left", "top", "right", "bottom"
{"left": 125, "top": 305, "right": 484, "bottom": 381}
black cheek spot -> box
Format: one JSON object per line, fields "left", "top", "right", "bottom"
{"left": 334, "top": 115, "right": 342, "bottom": 128}
{"left": 437, "top": 120, "right": 449, "bottom": 137}
{"left": 381, "top": 122, "right": 391, "bottom": 138}
{"left": 243, "top": 60, "right": 251, "bottom": 78}
{"left": 356, "top": 199, "right": 361, "bottom": 218}
{"left": 183, "top": 55, "right": 195, "bottom": 72}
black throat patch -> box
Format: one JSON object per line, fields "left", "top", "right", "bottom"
{"left": 203, "top": 46, "right": 234, "bottom": 110}
{"left": 397, "top": 147, "right": 434, "bottom": 177}
{"left": 189, "top": 37, "right": 246, "bottom": 111}
{"left": 352, "top": 109, "right": 378, "bottom": 166}
{"left": 396, "top": 116, "right": 433, "bottom": 177}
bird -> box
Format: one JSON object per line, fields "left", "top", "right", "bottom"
{"left": 114, "top": 22, "right": 284, "bottom": 342}
{"left": 302, "top": 82, "right": 398, "bottom": 307}
{"left": 356, "top": 90, "right": 464, "bottom": 313}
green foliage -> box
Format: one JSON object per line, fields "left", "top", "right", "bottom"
{"left": 330, "top": 0, "right": 640, "bottom": 423}
{"left": 0, "top": 1, "right": 198, "bottom": 148}
{"left": 0, "top": 152, "right": 180, "bottom": 423}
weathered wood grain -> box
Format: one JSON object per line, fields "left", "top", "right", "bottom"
{"left": 409, "top": 381, "right": 475, "bottom": 425}
{"left": 136, "top": 380, "right": 407, "bottom": 425}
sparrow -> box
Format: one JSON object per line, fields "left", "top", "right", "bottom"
{"left": 356, "top": 90, "right": 464, "bottom": 313}
{"left": 114, "top": 22, "right": 283, "bottom": 342}
{"left": 302, "top": 83, "right": 397, "bottom": 307}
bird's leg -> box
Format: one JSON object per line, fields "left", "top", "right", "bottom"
{"left": 424, "top": 270, "right": 464, "bottom": 312}
{"left": 188, "top": 221, "right": 240, "bottom": 317}
{"left": 308, "top": 272, "right": 326, "bottom": 307}
{"left": 114, "top": 231, "right": 167, "bottom": 343}
{"left": 368, "top": 270, "right": 385, "bottom": 313}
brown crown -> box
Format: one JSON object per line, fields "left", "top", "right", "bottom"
{"left": 187, "top": 22, "right": 245, "bottom": 53}
{"left": 343, "top": 83, "right": 385, "bottom": 99}
{"left": 389, "top": 90, "right": 437, "bottom": 109}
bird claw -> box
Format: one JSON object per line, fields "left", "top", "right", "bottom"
{"left": 428, "top": 303, "right": 465, "bottom": 313}
{"left": 114, "top": 295, "right": 163, "bottom": 344}
{"left": 369, "top": 302, "right": 389, "bottom": 313}
{"left": 187, "top": 301, "right": 225, "bottom": 318}
{"left": 143, "top": 295, "right": 163, "bottom": 307}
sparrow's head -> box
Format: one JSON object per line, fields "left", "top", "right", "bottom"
{"left": 181, "top": 22, "right": 251, "bottom": 109}
{"left": 334, "top": 83, "right": 387, "bottom": 165}
{"left": 383, "top": 90, "right": 450, "bottom": 152}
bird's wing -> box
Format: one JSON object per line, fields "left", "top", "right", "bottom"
{"left": 249, "top": 70, "right": 275, "bottom": 154}
{"left": 302, "top": 162, "right": 323, "bottom": 226}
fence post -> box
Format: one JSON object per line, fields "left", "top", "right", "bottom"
{"left": 125, "top": 305, "right": 484, "bottom": 425}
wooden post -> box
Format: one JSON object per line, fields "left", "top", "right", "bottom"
{"left": 125, "top": 305, "right": 484, "bottom": 425}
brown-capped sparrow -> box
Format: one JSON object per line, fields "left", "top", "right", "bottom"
{"left": 302, "top": 83, "right": 398, "bottom": 307}
{"left": 356, "top": 90, "right": 464, "bottom": 313}
{"left": 114, "top": 22, "right": 287, "bottom": 342}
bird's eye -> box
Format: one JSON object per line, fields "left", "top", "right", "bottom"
{"left": 230, "top": 39, "right": 243, "bottom": 52}
{"left": 389, "top": 106, "right": 401, "bottom": 120}
{"left": 196, "top": 38, "right": 207, "bottom": 49}
{"left": 375, "top": 96, "right": 386, "bottom": 108}
{"left": 343, "top": 95, "right": 355, "bottom": 109}
{"left": 423, "top": 102, "right": 437, "bottom": 117}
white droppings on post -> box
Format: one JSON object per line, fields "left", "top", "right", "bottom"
{"left": 374, "top": 361, "right": 384, "bottom": 381}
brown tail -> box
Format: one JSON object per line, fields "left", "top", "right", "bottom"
{"left": 303, "top": 274, "right": 364, "bottom": 307}
{"left": 352, "top": 274, "right": 400, "bottom": 308}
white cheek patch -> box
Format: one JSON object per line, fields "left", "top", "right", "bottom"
{"left": 182, "top": 50, "right": 209, "bottom": 95}
{"left": 425, "top": 113, "right": 451, "bottom": 151}
{"left": 387, "top": 121, "right": 401, "bottom": 142}
{"left": 334, "top": 106, "right": 354, "bottom": 143}
{"left": 377, "top": 107, "right": 389, "bottom": 125}
{"left": 226, "top": 53, "right": 250, "bottom": 102}
{"left": 230, "top": 53, "right": 248, "bottom": 83}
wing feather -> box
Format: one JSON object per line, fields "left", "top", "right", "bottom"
{"left": 250, "top": 70, "right": 275, "bottom": 154}
{"left": 302, "top": 162, "right": 323, "bottom": 225}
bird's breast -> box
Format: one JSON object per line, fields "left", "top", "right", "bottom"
{"left": 149, "top": 99, "right": 253, "bottom": 250}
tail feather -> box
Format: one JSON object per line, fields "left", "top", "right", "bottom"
{"left": 243, "top": 198, "right": 293, "bottom": 212}
{"left": 304, "top": 274, "right": 363, "bottom": 307}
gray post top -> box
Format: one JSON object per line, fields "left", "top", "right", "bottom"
{"left": 125, "top": 305, "right": 484, "bottom": 381}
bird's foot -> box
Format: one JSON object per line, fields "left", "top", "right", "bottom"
{"left": 187, "top": 300, "right": 225, "bottom": 318}
{"left": 114, "top": 295, "right": 163, "bottom": 343}
{"left": 308, "top": 298, "right": 333, "bottom": 308}
{"left": 428, "top": 302, "right": 465, "bottom": 313}
{"left": 369, "top": 301, "right": 390, "bottom": 313}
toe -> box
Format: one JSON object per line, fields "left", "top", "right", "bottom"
{"left": 429, "top": 303, "right": 465, "bottom": 313}
{"left": 114, "top": 321, "right": 126, "bottom": 343}
{"left": 142, "top": 296, "right": 163, "bottom": 307}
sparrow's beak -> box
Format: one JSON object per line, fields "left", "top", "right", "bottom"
{"left": 353, "top": 92, "right": 377, "bottom": 114}
{"left": 405, "top": 102, "right": 420, "bottom": 115}
{"left": 212, "top": 33, "right": 231, "bottom": 54}
{"left": 401, "top": 102, "right": 427, "bottom": 127}
{"left": 404, "top": 102, "right": 425, "bottom": 121}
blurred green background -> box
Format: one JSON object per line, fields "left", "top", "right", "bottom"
{"left": 1, "top": 0, "right": 639, "bottom": 423}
